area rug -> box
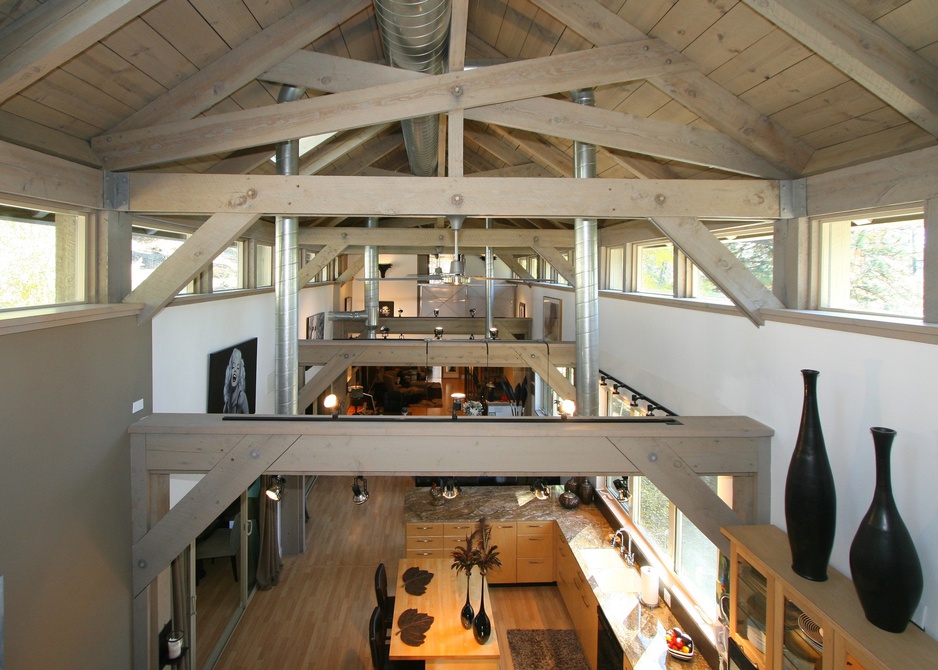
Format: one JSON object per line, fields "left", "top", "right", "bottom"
{"left": 507, "top": 629, "right": 590, "bottom": 670}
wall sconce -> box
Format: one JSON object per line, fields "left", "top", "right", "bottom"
{"left": 488, "top": 326, "right": 498, "bottom": 339}
{"left": 558, "top": 398, "right": 576, "bottom": 419}
{"left": 600, "top": 375, "right": 607, "bottom": 386}
{"left": 612, "top": 383, "right": 621, "bottom": 395}
{"left": 451, "top": 392, "right": 466, "bottom": 419}
{"left": 531, "top": 479, "right": 550, "bottom": 500}
{"left": 442, "top": 478, "right": 461, "bottom": 499}
{"left": 433, "top": 308, "right": 440, "bottom": 317}
{"left": 352, "top": 476, "right": 369, "bottom": 505}
{"left": 646, "top": 404, "right": 656, "bottom": 417}
{"left": 380, "top": 326, "right": 390, "bottom": 339}
{"left": 397, "top": 308, "right": 403, "bottom": 317}
{"left": 434, "top": 326, "right": 444, "bottom": 339}
{"left": 469, "top": 308, "right": 476, "bottom": 317}
{"left": 266, "top": 475, "right": 286, "bottom": 501}
{"left": 323, "top": 393, "right": 340, "bottom": 418}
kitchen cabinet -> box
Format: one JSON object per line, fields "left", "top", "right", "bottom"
{"left": 516, "top": 521, "right": 554, "bottom": 583}
{"left": 487, "top": 521, "right": 517, "bottom": 584}
{"left": 405, "top": 522, "right": 445, "bottom": 559}
{"left": 405, "top": 520, "right": 522, "bottom": 584}
{"left": 556, "top": 526, "right": 599, "bottom": 670}
{"left": 723, "top": 525, "right": 937, "bottom": 670}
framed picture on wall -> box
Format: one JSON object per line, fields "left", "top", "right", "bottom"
{"left": 307, "top": 312, "right": 325, "bottom": 340}
{"left": 344, "top": 297, "right": 352, "bottom": 312}
{"left": 207, "top": 338, "right": 257, "bottom": 414}
{"left": 379, "top": 301, "right": 394, "bottom": 318}
{"left": 519, "top": 302, "right": 526, "bottom": 318}
{"left": 443, "top": 365, "right": 460, "bottom": 378}
{"left": 543, "top": 297, "right": 562, "bottom": 341}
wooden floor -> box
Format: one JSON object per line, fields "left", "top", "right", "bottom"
{"left": 214, "top": 476, "right": 574, "bottom": 670}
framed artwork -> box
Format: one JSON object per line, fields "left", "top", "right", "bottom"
{"left": 443, "top": 365, "right": 460, "bottom": 379}
{"left": 207, "top": 338, "right": 257, "bottom": 414}
{"left": 344, "top": 297, "right": 352, "bottom": 312}
{"left": 519, "top": 302, "right": 526, "bottom": 318}
{"left": 307, "top": 312, "right": 325, "bottom": 340}
{"left": 543, "top": 297, "right": 562, "bottom": 341}
{"left": 379, "top": 301, "right": 394, "bottom": 318}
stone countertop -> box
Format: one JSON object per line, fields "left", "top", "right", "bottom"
{"left": 404, "top": 486, "right": 712, "bottom": 670}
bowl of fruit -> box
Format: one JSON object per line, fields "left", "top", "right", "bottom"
{"left": 665, "top": 627, "right": 694, "bottom": 661}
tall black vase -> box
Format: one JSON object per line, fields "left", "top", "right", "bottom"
{"left": 473, "top": 577, "right": 492, "bottom": 644}
{"left": 784, "top": 369, "right": 837, "bottom": 581}
{"left": 460, "top": 573, "right": 474, "bottom": 629}
{"left": 849, "top": 427, "right": 923, "bottom": 633}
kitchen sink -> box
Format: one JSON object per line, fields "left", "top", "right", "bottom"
{"left": 580, "top": 548, "right": 640, "bottom": 594}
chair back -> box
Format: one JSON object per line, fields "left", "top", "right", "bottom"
{"left": 375, "top": 563, "right": 389, "bottom": 617}
{"left": 228, "top": 512, "right": 241, "bottom": 555}
{"left": 368, "top": 606, "right": 386, "bottom": 669}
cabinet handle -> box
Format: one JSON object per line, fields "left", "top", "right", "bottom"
{"left": 528, "top": 561, "right": 544, "bottom": 565}
{"left": 498, "top": 525, "right": 513, "bottom": 529}
{"left": 417, "top": 526, "right": 434, "bottom": 530}
{"left": 416, "top": 552, "right": 433, "bottom": 556}
{"left": 416, "top": 539, "right": 432, "bottom": 543}
{"left": 528, "top": 537, "right": 544, "bottom": 541}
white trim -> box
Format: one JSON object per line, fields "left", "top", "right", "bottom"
{"left": 0, "top": 303, "right": 143, "bottom": 336}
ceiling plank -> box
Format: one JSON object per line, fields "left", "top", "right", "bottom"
{"left": 529, "top": 0, "right": 815, "bottom": 177}
{"left": 649, "top": 216, "right": 785, "bottom": 326}
{"left": 0, "top": 110, "right": 101, "bottom": 167}
{"left": 466, "top": 97, "right": 788, "bottom": 177}
{"left": 93, "top": 40, "right": 694, "bottom": 169}
{"left": 599, "top": 147, "right": 679, "bottom": 180}
{"left": 123, "top": 212, "right": 261, "bottom": 323}
{"left": 112, "top": 173, "right": 781, "bottom": 219}
{"left": 109, "top": 0, "right": 371, "bottom": 132}
{"left": 486, "top": 126, "right": 571, "bottom": 177}
{"left": 740, "top": 0, "right": 938, "bottom": 137}
{"left": 0, "top": 0, "right": 164, "bottom": 104}
{"left": 467, "top": 163, "right": 553, "bottom": 178}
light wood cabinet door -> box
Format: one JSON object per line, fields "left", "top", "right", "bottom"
{"left": 487, "top": 522, "right": 517, "bottom": 584}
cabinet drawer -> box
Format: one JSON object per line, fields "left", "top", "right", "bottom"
{"left": 406, "top": 548, "right": 445, "bottom": 559}
{"left": 443, "top": 522, "right": 475, "bottom": 537}
{"left": 518, "top": 533, "right": 553, "bottom": 557}
{"left": 518, "top": 557, "right": 555, "bottom": 583}
{"left": 517, "top": 521, "right": 553, "bottom": 536}
{"left": 406, "top": 535, "right": 444, "bottom": 551}
{"left": 407, "top": 522, "right": 443, "bottom": 537}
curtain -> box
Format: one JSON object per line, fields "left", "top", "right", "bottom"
{"left": 170, "top": 552, "right": 191, "bottom": 670}
{"left": 256, "top": 474, "right": 283, "bottom": 589}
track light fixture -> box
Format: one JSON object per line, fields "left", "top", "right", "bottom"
{"left": 600, "top": 375, "right": 607, "bottom": 386}
{"left": 266, "top": 475, "right": 286, "bottom": 501}
{"left": 488, "top": 326, "right": 498, "bottom": 339}
{"left": 380, "top": 325, "right": 390, "bottom": 339}
{"left": 434, "top": 326, "right": 444, "bottom": 339}
{"left": 612, "top": 383, "right": 621, "bottom": 395}
{"left": 352, "top": 476, "right": 369, "bottom": 505}
{"left": 433, "top": 309, "right": 440, "bottom": 317}
{"left": 558, "top": 398, "right": 576, "bottom": 419}
{"left": 323, "top": 393, "right": 340, "bottom": 418}
{"left": 442, "top": 478, "right": 461, "bottom": 499}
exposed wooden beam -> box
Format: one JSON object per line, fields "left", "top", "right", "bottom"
{"left": 529, "top": 0, "right": 815, "bottom": 177}
{"left": 501, "top": 255, "right": 537, "bottom": 281}
{"left": 0, "top": 139, "right": 101, "bottom": 209}
{"left": 328, "top": 134, "right": 404, "bottom": 176}
{"left": 298, "top": 339, "right": 576, "bottom": 367}
{"left": 337, "top": 256, "right": 364, "bottom": 285}
{"left": 741, "top": 0, "right": 938, "bottom": 137}
{"left": 94, "top": 40, "right": 694, "bottom": 169}
{"left": 0, "top": 0, "right": 163, "bottom": 104}
{"left": 299, "top": 227, "right": 571, "bottom": 250}
{"left": 467, "top": 163, "right": 553, "bottom": 178}
{"left": 206, "top": 147, "right": 278, "bottom": 175}
{"left": 447, "top": 0, "right": 469, "bottom": 178}
{"left": 465, "top": 126, "right": 531, "bottom": 167}
{"left": 297, "top": 345, "right": 366, "bottom": 413}
{"left": 649, "top": 216, "right": 784, "bottom": 326}
{"left": 300, "top": 125, "right": 393, "bottom": 176}
{"left": 0, "top": 110, "right": 101, "bottom": 167}
{"left": 599, "top": 220, "right": 664, "bottom": 247}
{"left": 123, "top": 213, "right": 260, "bottom": 323}
{"left": 466, "top": 97, "right": 787, "bottom": 178}
{"left": 110, "top": 174, "right": 781, "bottom": 219}
{"left": 600, "top": 147, "right": 679, "bottom": 180}
{"left": 109, "top": 0, "right": 370, "bottom": 132}
{"left": 486, "top": 126, "right": 572, "bottom": 177}
{"left": 298, "top": 243, "right": 347, "bottom": 287}
{"left": 531, "top": 244, "right": 576, "bottom": 285}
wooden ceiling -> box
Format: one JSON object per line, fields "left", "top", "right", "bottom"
{"left": 1, "top": 0, "right": 936, "bottom": 230}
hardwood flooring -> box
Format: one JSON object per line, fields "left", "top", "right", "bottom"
{"left": 214, "top": 476, "right": 574, "bottom": 670}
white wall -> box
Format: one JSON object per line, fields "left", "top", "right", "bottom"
{"left": 598, "top": 295, "right": 937, "bottom": 635}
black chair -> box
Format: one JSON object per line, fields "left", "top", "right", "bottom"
{"left": 375, "top": 563, "right": 396, "bottom": 633}
{"left": 369, "top": 606, "right": 424, "bottom": 670}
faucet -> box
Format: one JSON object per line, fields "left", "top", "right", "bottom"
{"left": 612, "top": 528, "right": 635, "bottom": 567}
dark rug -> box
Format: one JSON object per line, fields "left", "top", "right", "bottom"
{"left": 507, "top": 629, "right": 590, "bottom": 670}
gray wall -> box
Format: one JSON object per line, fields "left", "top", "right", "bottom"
{"left": 0, "top": 315, "right": 151, "bottom": 669}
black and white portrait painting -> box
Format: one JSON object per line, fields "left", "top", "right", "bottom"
{"left": 307, "top": 312, "right": 325, "bottom": 340}
{"left": 207, "top": 338, "right": 257, "bottom": 414}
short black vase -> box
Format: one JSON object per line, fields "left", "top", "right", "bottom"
{"left": 473, "top": 578, "right": 491, "bottom": 644}
{"left": 849, "top": 427, "right": 923, "bottom": 633}
{"left": 460, "top": 574, "right": 474, "bottom": 629}
{"left": 784, "top": 369, "right": 836, "bottom": 581}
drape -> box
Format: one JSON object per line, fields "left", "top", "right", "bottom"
{"left": 256, "top": 474, "right": 283, "bottom": 589}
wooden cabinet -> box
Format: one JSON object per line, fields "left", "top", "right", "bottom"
{"left": 487, "top": 522, "right": 517, "bottom": 584}
{"left": 405, "top": 522, "right": 445, "bottom": 559}
{"left": 516, "top": 521, "right": 554, "bottom": 583}
{"left": 555, "top": 526, "right": 598, "bottom": 670}
{"left": 723, "top": 525, "right": 938, "bottom": 670}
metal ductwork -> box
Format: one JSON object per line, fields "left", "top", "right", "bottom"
{"left": 572, "top": 89, "right": 599, "bottom": 417}
{"left": 274, "top": 85, "right": 305, "bottom": 415}
{"left": 364, "top": 217, "right": 380, "bottom": 338}
{"left": 374, "top": 0, "right": 451, "bottom": 176}
{"left": 485, "top": 218, "right": 495, "bottom": 336}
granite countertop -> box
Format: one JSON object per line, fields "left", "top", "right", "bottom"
{"left": 404, "top": 486, "right": 712, "bottom": 670}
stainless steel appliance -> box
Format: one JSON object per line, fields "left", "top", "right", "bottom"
{"left": 597, "top": 606, "right": 624, "bottom": 670}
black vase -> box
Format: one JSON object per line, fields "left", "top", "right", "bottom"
{"left": 849, "top": 427, "right": 923, "bottom": 633}
{"left": 784, "top": 369, "right": 836, "bottom": 581}
{"left": 473, "top": 577, "right": 491, "bottom": 644}
{"left": 460, "top": 573, "right": 474, "bottom": 629}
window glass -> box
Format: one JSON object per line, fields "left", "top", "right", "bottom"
{"left": 633, "top": 477, "right": 671, "bottom": 553}
{"left": 1, "top": 203, "right": 86, "bottom": 309}
{"left": 677, "top": 477, "right": 719, "bottom": 609}
{"left": 212, "top": 242, "right": 241, "bottom": 291}
{"left": 606, "top": 246, "right": 624, "bottom": 291}
{"left": 694, "top": 235, "right": 773, "bottom": 300}
{"left": 257, "top": 244, "right": 273, "bottom": 287}
{"left": 636, "top": 242, "right": 673, "bottom": 295}
{"left": 821, "top": 214, "right": 924, "bottom": 317}
{"left": 132, "top": 227, "right": 189, "bottom": 292}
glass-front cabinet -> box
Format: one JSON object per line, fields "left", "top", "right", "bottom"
{"left": 723, "top": 525, "right": 937, "bottom": 670}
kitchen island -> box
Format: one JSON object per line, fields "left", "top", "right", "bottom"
{"left": 404, "top": 485, "right": 713, "bottom": 670}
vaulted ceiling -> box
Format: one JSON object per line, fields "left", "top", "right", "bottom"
{"left": 1, "top": 0, "right": 936, "bottom": 231}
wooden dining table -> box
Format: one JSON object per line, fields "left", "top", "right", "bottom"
{"left": 389, "top": 558, "right": 500, "bottom": 669}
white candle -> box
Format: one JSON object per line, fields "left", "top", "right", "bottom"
{"left": 640, "top": 565, "right": 659, "bottom": 607}
{"left": 167, "top": 632, "right": 183, "bottom": 659}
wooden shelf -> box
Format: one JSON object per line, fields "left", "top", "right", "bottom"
{"left": 722, "top": 525, "right": 935, "bottom": 670}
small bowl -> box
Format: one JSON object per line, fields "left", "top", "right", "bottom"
{"left": 665, "top": 628, "right": 694, "bottom": 662}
